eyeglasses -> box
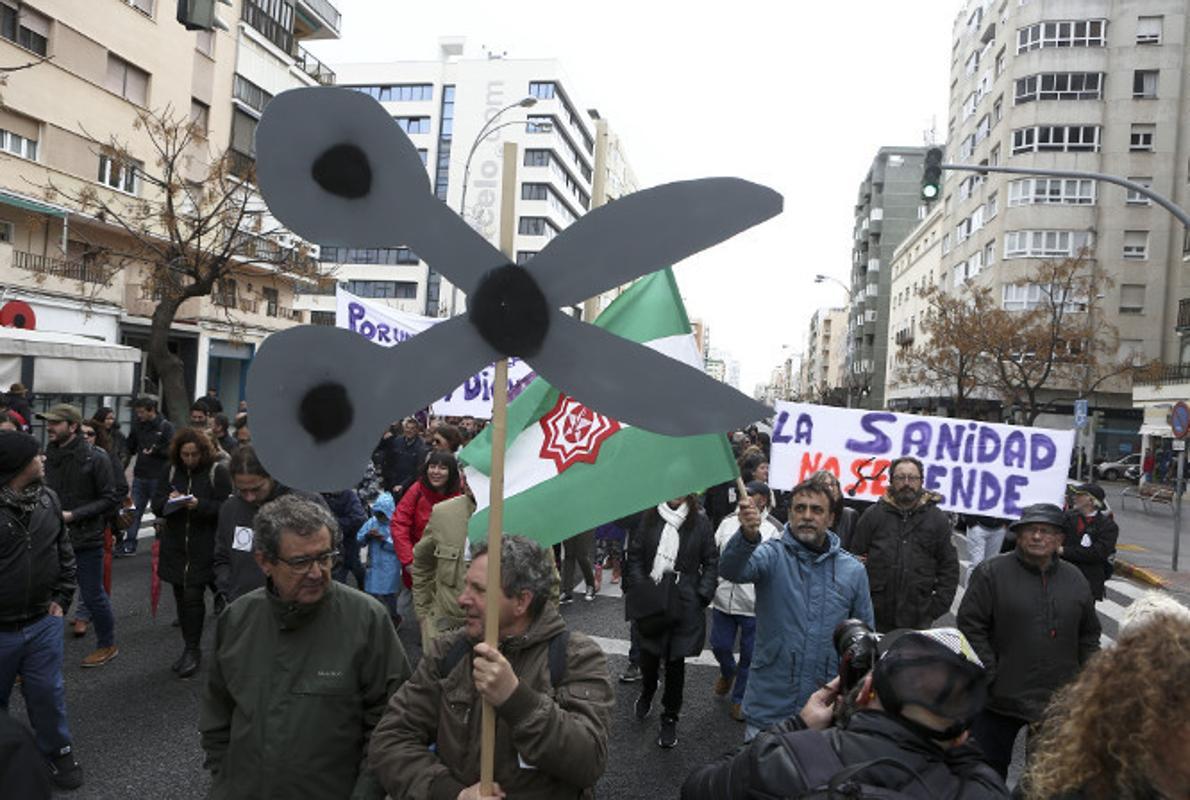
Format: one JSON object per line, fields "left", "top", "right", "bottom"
{"left": 891, "top": 474, "right": 922, "bottom": 485}
{"left": 275, "top": 550, "right": 339, "bottom": 572}
{"left": 81, "top": 431, "right": 97, "bottom": 439}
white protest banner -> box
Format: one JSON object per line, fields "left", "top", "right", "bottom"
{"left": 335, "top": 287, "right": 535, "bottom": 419}
{"left": 769, "top": 402, "right": 1075, "bottom": 518}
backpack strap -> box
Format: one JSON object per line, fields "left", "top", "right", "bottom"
{"left": 547, "top": 629, "right": 570, "bottom": 687}
{"left": 774, "top": 728, "right": 845, "bottom": 793}
{"left": 437, "top": 635, "right": 472, "bottom": 678}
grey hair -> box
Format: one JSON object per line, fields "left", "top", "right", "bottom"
{"left": 472, "top": 535, "right": 553, "bottom": 618}
{"left": 1119, "top": 591, "right": 1190, "bottom": 635}
{"left": 253, "top": 494, "right": 341, "bottom": 561}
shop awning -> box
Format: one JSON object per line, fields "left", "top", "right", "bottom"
{"left": 1139, "top": 423, "right": 1170, "bottom": 438}
{"left": 0, "top": 191, "right": 67, "bottom": 218}
{"left": 0, "top": 327, "right": 139, "bottom": 395}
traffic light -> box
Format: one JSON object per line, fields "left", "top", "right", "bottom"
{"left": 921, "top": 147, "right": 943, "bottom": 201}
{"left": 176, "top": 0, "right": 230, "bottom": 31}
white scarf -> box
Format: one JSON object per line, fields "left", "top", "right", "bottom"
{"left": 650, "top": 501, "right": 688, "bottom": 584}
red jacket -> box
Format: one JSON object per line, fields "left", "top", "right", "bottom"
{"left": 391, "top": 480, "right": 460, "bottom": 587}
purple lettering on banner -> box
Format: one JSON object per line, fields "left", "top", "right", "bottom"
{"left": 1002, "top": 431, "right": 1027, "bottom": 468}
{"left": 359, "top": 320, "right": 376, "bottom": 340}
{"left": 772, "top": 410, "right": 793, "bottom": 444}
{"left": 348, "top": 302, "right": 366, "bottom": 332}
{"left": 963, "top": 422, "right": 978, "bottom": 463}
{"left": 846, "top": 412, "right": 895, "bottom": 455}
{"left": 935, "top": 423, "right": 963, "bottom": 462}
{"left": 925, "top": 463, "right": 947, "bottom": 493}
{"left": 1004, "top": 475, "right": 1028, "bottom": 516}
{"left": 1030, "top": 434, "right": 1056, "bottom": 471}
{"left": 902, "top": 421, "right": 931, "bottom": 457}
{"left": 376, "top": 324, "right": 391, "bottom": 344}
{"left": 482, "top": 372, "right": 492, "bottom": 401}
{"left": 794, "top": 414, "right": 813, "bottom": 444}
{"left": 950, "top": 466, "right": 977, "bottom": 507}
{"left": 977, "top": 427, "right": 1001, "bottom": 464}
{"left": 463, "top": 376, "right": 482, "bottom": 400}
{"left": 978, "top": 471, "right": 1002, "bottom": 511}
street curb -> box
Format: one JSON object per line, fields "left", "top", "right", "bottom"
{"left": 1114, "top": 559, "right": 1168, "bottom": 589}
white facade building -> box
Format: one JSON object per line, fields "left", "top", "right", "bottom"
{"left": 885, "top": 204, "right": 945, "bottom": 410}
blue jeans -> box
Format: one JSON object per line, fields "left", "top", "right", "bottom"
{"left": 75, "top": 546, "right": 115, "bottom": 648}
{"left": 710, "top": 609, "right": 756, "bottom": 704}
{"left": 0, "top": 615, "right": 72, "bottom": 755}
{"left": 125, "top": 476, "right": 158, "bottom": 553}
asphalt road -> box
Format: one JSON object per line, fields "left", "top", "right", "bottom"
{"left": 8, "top": 549, "right": 745, "bottom": 799}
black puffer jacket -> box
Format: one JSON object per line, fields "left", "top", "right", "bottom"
{"left": 681, "top": 710, "right": 1009, "bottom": 799}
{"left": 43, "top": 436, "right": 119, "bottom": 551}
{"left": 957, "top": 550, "right": 1100, "bottom": 722}
{"left": 1061, "top": 511, "right": 1118, "bottom": 601}
{"left": 850, "top": 494, "right": 959, "bottom": 632}
{"left": 151, "top": 461, "right": 232, "bottom": 588}
{"left": 624, "top": 506, "right": 717, "bottom": 661}
{"left": 377, "top": 434, "right": 427, "bottom": 493}
{"left": 127, "top": 414, "right": 175, "bottom": 480}
{"left": 0, "top": 486, "right": 76, "bottom": 624}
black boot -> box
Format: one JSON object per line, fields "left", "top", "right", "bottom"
{"left": 176, "top": 648, "right": 201, "bottom": 679}
{"left": 171, "top": 649, "right": 187, "bottom": 673}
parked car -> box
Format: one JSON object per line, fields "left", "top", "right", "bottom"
{"left": 1095, "top": 453, "right": 1141, "bottom": 481}
{"left": 1125, "top": 464, "right": 1141, "bottom": 482}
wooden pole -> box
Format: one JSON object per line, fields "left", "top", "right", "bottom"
{"left": 479, "top": 357, "right": 509, "bottom": 793}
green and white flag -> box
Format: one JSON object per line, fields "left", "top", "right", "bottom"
{"left": 460, "top": 269, "right": 740, "bottom": 546}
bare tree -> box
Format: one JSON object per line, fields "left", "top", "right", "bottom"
{"left": 41, "top": 106, "right": 319, "bottom": 423}
{"left": 895, "top": 283, "right": 994, "bottom": 418}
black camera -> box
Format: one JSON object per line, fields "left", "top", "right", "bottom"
{"left": 833, "top": 618, "right": 879, "bottom": 693}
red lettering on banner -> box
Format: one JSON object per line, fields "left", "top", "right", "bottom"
{"left": 798, "top": 452, "right": 840, "bottom": 483}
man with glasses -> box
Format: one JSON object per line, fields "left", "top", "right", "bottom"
{"left": 850, "top": 456, "right": 959, "bottom": 633}
{"left": 957, "top": 503, "right": 1100, "bottom": 779}
{"left": 37, "top": 404, "right": 119, "bottom": 668}
{"left": 200, "top": 494, "right": 410, "bottom": 800}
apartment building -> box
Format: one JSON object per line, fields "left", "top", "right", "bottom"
{"left": 302, "top": 41, "right": 639, "bottom": 322}
{"left": 942, "top": 0, "right": 1186, "bottom": 452}
{"left": 804, "top": 306, "right": 848, "bottom": 404}
{"left": 848, "top": 147, "right": 929, "bottom": 409}
{"left": 885, "top": 203, "right": 946, "bottom": 412}
{"left": 0, "top": 0, "right": 341, "bottom": 410}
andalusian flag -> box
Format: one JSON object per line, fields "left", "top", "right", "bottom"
{"left": 461, "top": 269, "right": 739, "bottom": 546}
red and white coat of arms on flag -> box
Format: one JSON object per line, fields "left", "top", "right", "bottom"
{"left": 538, "top": 394, "right": 621, "bottom": 472}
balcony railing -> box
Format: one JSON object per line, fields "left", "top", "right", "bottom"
{"left": 238, "top": 297, "right": 258, "bottom": 314}
{"left": 242, "top": 0, "right": 294, "bottom": 56}
{"left": 294, "top": 43, "right": 335, "bottom": 85}
{"left": 275, "top": 305, "right": 303, "bottom": 321}
{"left": 12, "top": 250, "right": 105, "bottom": 283}
{"left": 298, "top": 0, "right": 341, "bottom": 33}
{"left": 1135, "top": 363, "right": 1190, "bottom": 386}
{"left": 1178, "top": 298, "right": 1190, "bottom": 331}
{"left": 212, "top": 292, "right": 236, "bottom": 309}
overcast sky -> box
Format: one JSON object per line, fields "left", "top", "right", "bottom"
{"left": 306, "top": 0, "right": 958, "bottom": 392}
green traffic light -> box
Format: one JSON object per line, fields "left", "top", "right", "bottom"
{"left": 921, "top": 184, "right": 940, "bottom": 200}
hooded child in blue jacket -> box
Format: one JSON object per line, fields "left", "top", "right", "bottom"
{"left": 357, "top": 492, "right": 400, "bottom": 623}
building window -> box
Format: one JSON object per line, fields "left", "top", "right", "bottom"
{"left": 341, "top": 280, "right": 418, "bottom": 299}
{"left": 984, "top": 239, "right": 996, "bottom": 267}
{"left": 97, "top": 153, "right": 141, "bottom": 195}
{"left": 1130, "top": 124, "right": 1155, "bottom": 152}
{"left": 1007, "top": 178, "right": 1096, "bottom": 206}
{"left": 319, "top": 246, "right": 419, "bottom": 265}
{"left": 1003, "top": 283, "right": 1088, "bottom": 312}
{"left": 0, "top": 127, "right": 37, "bottom": 161}
{"left": 1119, "top": 284, "right": 1145, "bottom": 314}
{"left": 1125, "top": 177, "right": 1153, "bottom": 205}
{"left": 528, "top": 81, "right": 556, "bottom": 99}
{"left": 1011, "top": 125, "right": 1100, "bottom": 154}
{"left": 523, "top": 149, "right": 550, "bottom": 167}
{"left": 125, "top": 0, "right": 154, "bottom": 15}
{"left": 214, "top": 278, "right": 237, "bottom": 308}
{"left": 1136, "top": 16, "right": 1162, "bottom": 44}
{"left": 517, "top": 216, "right": 559, "bottom": 240}
{"left": 1122, "top": 230, "right": 1149, "bottom": 260}
{"left": 1014, "top": 72, "right": 1103, "bottom": 104}
{"left": 0, "top": 4, "right": 48, "bottom": 56}
{"left": 189, "top": 99, "right": 209, "bottom": 136}
{"left": 1017, "top": 19, "right": 1106, "bottom": 53}
{"left": 433, "top": 85, "right": 454, "bottom": 201}
{"left": 989, "top": 143, "right": 1001, "bottom": 166}
{"left": 349, "top": 84, "right": 433, "bottom": 102}
{"left": 416, "top": 149, "right": 427, "bottom": 165}
{"left": 515, "top": 250, "right": 537, "bottom": 265}
{"left": 1133, "top": 70, "right": 1158, "bottom": 99}
{"left": 521, "top": 183, "right": 548, "bottom": 201}
{"left": 994, "top": 47, "right": 1006, "bottom": 76}
{"left": 195, "top": 28, "right": 215, "bottom": 56}
{"left": 1004, "top": 230, "right": 1094, "bottom": 259}
{"left": 393, "top": 116, "right": 431, "bottom": 134}
{"left": 230, "top": 108, "right": 257, "bottom": 159}
{"left": 233, "top": 74, "right": 272, "bottom": 115}
{"left": 263, "top": 287, "right": 278, "bottom": 317}
{"left": 105, "top": 54, "right": 149, "bottom": 106}
{"left": 986, "top": 191, "right": 998, "bottom": 219}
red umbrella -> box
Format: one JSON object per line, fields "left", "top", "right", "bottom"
{"left": 150, "top": 538, "right": 161, "bottom": 618}
{"left": 102, "top": 527, "right": 113, "bottom": 595}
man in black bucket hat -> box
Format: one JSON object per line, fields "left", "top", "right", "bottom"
{"left": 957, "top": 503, "right": 1100, "bottom": 779}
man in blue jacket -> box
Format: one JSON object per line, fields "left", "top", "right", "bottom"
{"left": 720, "top": 477, "right": 873, "bottom": 742}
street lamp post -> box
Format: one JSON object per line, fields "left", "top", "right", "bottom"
{"left": 447, "top": 96, "right": 540, "bottom": 316}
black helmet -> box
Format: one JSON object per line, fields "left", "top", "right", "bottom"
{"left": 1008, "top": 502, "right": 1066, "bottom": 532}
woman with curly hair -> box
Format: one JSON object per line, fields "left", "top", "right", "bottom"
{"left": 150, "top": 426, "right": 232, "bottom": 678}
{"left": 1023, "top": 612, "right": 1190, "bottom": 799}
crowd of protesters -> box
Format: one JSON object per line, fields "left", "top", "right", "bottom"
{"left": 1, "top": 395, "right": 1188, "bottom": 799}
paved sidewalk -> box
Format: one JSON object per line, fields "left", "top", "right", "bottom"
{"left": 1099, "top": 480, "right": 1190, "bottom": 605}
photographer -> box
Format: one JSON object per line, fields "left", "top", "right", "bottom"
{"left": 680, "top": 626, "right": 1009, "bottom": 799}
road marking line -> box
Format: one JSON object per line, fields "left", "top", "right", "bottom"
{"left": 587, "top": 635, "right": 721, "bottom": 668}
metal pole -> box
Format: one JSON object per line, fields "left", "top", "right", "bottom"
{"left": 1175, "top": 448, "right": 1184, "bottom": 571}
{"left": 940, "top": 163, "right": 1190, "bottom": 228}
